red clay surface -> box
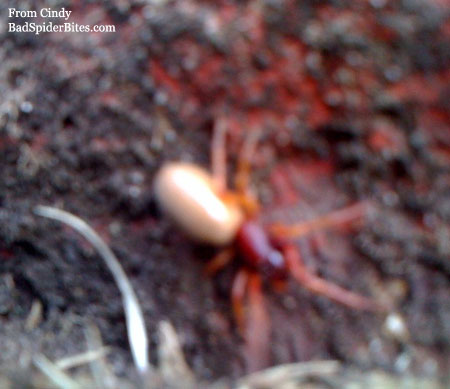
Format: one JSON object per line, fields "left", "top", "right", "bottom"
{"left": 0, "top": 0, "right": 449, "bottom": 382}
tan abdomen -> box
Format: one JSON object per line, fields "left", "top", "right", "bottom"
{"left": 154, "top": 163, "right": 244, "bottom": 246}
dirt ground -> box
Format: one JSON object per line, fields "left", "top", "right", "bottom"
{"left": 0, "top": 0, "right": 449, "bottom": 387}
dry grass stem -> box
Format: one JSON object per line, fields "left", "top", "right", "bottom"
{"left": 237, "top": 360, "right": 340, "bottom": 389}
{"left": 33, "top": 354, "right": 84, "bottom": 389}
{"left": 158, "top": 321, "right": 195, "bottom": 388}
{"left": 55, "top": 347, "right": 110, "bottom": 370}
{"left": 34, "top": 205, "right": 150, "bottom": 376}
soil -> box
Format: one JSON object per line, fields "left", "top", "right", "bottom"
{"left": 0, "top": 0, "right": 449, "bottom": 386}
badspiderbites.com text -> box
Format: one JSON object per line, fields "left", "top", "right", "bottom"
{"left": 8, "top": 7, "right": 116, "bottom": 35}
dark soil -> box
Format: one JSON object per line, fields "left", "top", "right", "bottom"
{"left": 1, "top": 0, "right": 449, "bottom": 385}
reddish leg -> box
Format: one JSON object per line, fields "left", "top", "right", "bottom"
{"left": 231, "top": 269, "right": 249, "bottom": 334}
{"left": 204, "top": 247, "right": 235, "bottom": 276}
{"left": 234, "top": 129, "right": 260, "bottom": 195}
{"left": 270, "top": 202, "right": 371, "bottom": 238}
{"left": 233, "top": 129, "right": 262, "bottom": 217}
{"left": 211, "top": 118, "right": 228, "bottom": 193}
{"left": 283, "top": 243, "right": 384, "bottom": 311}
{"left": 243, "top": 273, "right": 271, "bottom": 372}
{"left": 211, "top": 119, "right": 261, "bottom": 216}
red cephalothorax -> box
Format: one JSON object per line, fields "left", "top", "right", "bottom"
{"left": 236, "top": 220, "right": 287, "bottom": 281}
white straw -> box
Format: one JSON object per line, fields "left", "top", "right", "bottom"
{"left": 34, "top": 205, "right": 150, "bottom": 375}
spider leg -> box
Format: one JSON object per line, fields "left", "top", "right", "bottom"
{"left": 283, "top": 243, "right": 385, "bottom": 311}
{"left": 231, "top": 269, "right": 249, "bottom": 334}
{"left": 228, "top": 128, "right": 262, "bottom": 217}
{"left": 220, "top": 191, "right": 260, "bottom": 218}
{"left": 204, "top": 247, "right": 235, "bottom": 276}
{"left": 269, "top": 202, "right": 370, "bottom": 238}
{"left": 211, "top": 118, "right": 228, "bottom": 193}
{"left": 234, "top": 129, "right": 260, "bottom": 196}
{"left": 211, "top": 119, "right": 260, "bottom": 215}
{"left": 244, "top": 272, "right": 271, "bottom": 372}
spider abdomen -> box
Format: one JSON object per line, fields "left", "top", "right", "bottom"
{"left": 154, "top": 162, "right": 244, "bottom": 246}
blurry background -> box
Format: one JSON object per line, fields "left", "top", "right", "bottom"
{"left": 0, "top": 0, "right": 449, "bottom": 386}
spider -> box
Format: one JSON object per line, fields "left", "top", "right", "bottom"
{"left": 154, "top": 119, "right": 385, "bottom": 369}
